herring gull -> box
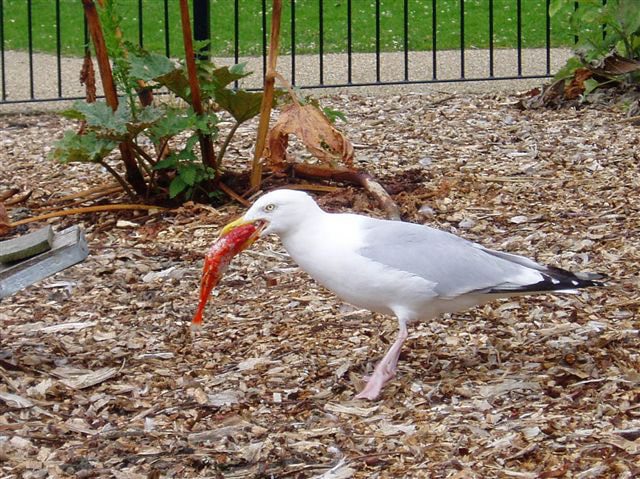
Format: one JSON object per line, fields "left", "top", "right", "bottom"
{"left": 221, "top": 189, "right": 605, "bottom": 400}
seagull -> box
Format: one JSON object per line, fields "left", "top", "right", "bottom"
{"left": 222, "top": 189, "right": 605, "bottom": 400}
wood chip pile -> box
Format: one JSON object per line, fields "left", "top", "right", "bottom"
{"left": 0, "top": 92, "right": 638, "bottom": 478}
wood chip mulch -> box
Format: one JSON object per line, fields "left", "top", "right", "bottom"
{"left": 1, "top": 91, "right": 638, "bottom": 478}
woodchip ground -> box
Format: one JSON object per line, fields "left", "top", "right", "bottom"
{"left": 0, "top": 86, "right": 638, "bottom": 478}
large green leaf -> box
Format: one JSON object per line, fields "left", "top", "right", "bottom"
{"left": 199, "top": 63, "right": 253, "bottom": 101}
{"left": 126, "top": 105, "right": 166, "bottom": 137}
{"left": 148, "top": 109, "right": 197, "bottom": 141}
{"left": 214, "top": 89, "right": 263, "bottom": 123}
{"left": 50, "top": 131, "right": 117, "bottom": 164}
{"left": 129, "top": 51, "right": 176, "bottom": 82}
{"left": 72, "top": 101, "right": 130, "bottom": 138}
{"left": 208, "top": 63, "right": 252, "bottom": 89}
{"left": 156, "top": 68, "right": 191, "bottom": 102}
{"left": 156, "top": 62, "right": 253, "bottom": 105}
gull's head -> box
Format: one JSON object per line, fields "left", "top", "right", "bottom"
{"left": 221, "top": 189, "right": 320, "bottom": 237}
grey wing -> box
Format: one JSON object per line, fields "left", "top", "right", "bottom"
{"left": 357, "top": 219, "right": 543, "bottom": 298}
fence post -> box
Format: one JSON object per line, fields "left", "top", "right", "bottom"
{"left": 193, "top": 0, "right": 210, "bottom": 60}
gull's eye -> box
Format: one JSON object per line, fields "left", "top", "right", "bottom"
{"left": 264, "top": 203, "right": 276, "bottom": 212}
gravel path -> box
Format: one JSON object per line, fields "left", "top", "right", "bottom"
{"left": 0, "top": 47, "right": 571, "bottom": 112}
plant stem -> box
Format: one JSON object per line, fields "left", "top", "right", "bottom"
{"left": 131, "top": 142, "right": 157, "bottom": 167}
{"left": 216, "top": 120, "right": 241, "bottom": 166}
{"left": 178, "top": 0, "right": 217, "bottom": 176}
{"left": 96, "top": 0, "right": 154, "bottom": 107}
{"left": 134, "top": 150, "right": 154, "bottom": 178}
{"left": 98, "top": 159, "right": 136, "bottom": 200}
{"left": 250, "top": 0, "right": 283, "bottom": 192}
{"left": 82, "top": 0, "right": 147, "bottom": 197}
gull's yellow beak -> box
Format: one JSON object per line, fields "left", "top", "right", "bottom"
{"left": 219, "top": 216, "right": 249, "bottom": 237}
{"left": 219, "top": 217, "right": 267, "bottom": 238}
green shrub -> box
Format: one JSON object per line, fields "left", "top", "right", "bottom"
{"left": 551, "top": 0, "right": 640, "bottom": 90}
{"left": 51, "top": 1, "right": 264, "bottom": 202}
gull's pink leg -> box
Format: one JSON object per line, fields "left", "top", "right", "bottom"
{"left": 355, "top": 322, "right": 409, "bottom": 400}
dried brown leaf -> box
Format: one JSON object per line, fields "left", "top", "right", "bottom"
{"left": 591, "top": 52, "right": 640, "bottom": 76}
{"left": 264, "top": 102, "right": 354, "bottom": 171}
{"left": 564, "top": 68, "right": 593, "bottom": 100}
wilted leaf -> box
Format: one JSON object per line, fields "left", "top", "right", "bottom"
{"left": 80, "top": 50, "right": 97, "bottom": 103}
{"left": 554, "top": 56, "right": 585, "bottom": 82}
{"left": 264, "top": 102, "right": 354, "bottom": 171}
{"left": 564, "top": 68, "right": 593, "bottom": 100}
{"left": 590, "top": 52, "right": 640, "bottom": 76}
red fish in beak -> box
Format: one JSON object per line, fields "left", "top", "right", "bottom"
{"left": 192, "top": 220, "right": 265, "bottom": 325}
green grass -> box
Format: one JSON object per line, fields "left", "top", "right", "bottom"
{"left": 0, "top": 0, "right": 575, "bottom": 58}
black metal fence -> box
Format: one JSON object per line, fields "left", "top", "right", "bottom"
{"left": 0, "top": 0, "right": 572, "bottom": 106}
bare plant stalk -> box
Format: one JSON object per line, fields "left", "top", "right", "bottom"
{"left": 218, "top": 183, "right": 251, "bottom": 207}
{"left": 178, "top": 0, "right": 216, "bottom": 174}
{"left": 9, "top": 204, "right": 167, "bottom": 228}
{"left": 81, "top": 0, "right": 147, "bottom": 196}
{"left": 36, "top": 187, "right": 124, "bottom": 211}
{"left": 249, "top": 0, "right": 283, "bottom": 191}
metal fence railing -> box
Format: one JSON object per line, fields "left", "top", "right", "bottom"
{"left": 0, "top": 0, "right": 573, "bottom": 106}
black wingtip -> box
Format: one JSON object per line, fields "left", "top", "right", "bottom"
{"left": 489, "top": 266, "right": 607, "bottom": 295}
{"left": 547, "top": 266, "right": 607, "bottom": 288}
